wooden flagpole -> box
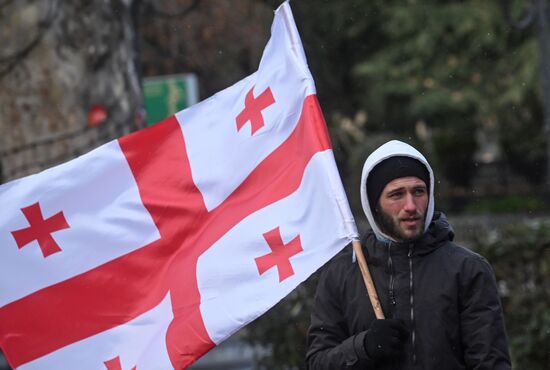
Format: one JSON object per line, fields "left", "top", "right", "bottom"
{"left": 352, "top": 239, "right": 385, "bottom": 319}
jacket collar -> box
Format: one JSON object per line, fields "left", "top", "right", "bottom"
{"left": 363, "top": 211, "right": 453, "bottom": 259}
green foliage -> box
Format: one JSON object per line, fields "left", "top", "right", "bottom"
{"left": 464, "top": 195, "right": 546, "bottom": 214}
{"left": 290, "top": 0, "right": 388, "bottom": 116}
{"left": 432, "top": 121, "right": 477, "bottom": 187}
{"left": 355, "top": 2, "right": 507, "bottom": 121}
{"left": 471, "top": 221, "right": 550, "bottom": 369}
{"left": 351, "top": 0, "right": 542, "bottom": 188}
{"left": 499, "top": 91, "right": 547, "bottom": 184}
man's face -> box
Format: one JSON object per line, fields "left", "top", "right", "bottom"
{"left": 376, "top": 176, "right": 428, "bottom": 242}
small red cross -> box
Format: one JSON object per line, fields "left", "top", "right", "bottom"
{"left": 104, "top": 356, "right": 136, "bottom": 370}
{"left": 235, "top": 86, "right": 275, "bottom": 135}
{"left": 10, "top": 202, "right": 70, "bottom": 258}
{"left": 255, "top": 227, "right": 303, "bottom": 282}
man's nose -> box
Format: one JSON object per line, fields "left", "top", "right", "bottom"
{"left": 403, "top": 193, "right": 417, "bottom": 212}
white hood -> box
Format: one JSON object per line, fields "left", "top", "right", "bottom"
{"left": 360, "top": 140, "right": 435, "bottom": 242}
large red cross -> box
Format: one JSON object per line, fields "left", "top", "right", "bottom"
{"left": 104, "top": 356, "right": 136, "bottom": 370}
{"left": 11, "top": 202, "right": 70, "bottom": 258}
{"left": 0, "top": 95, "right": 332, "bottom": 369}
{"left": 255, "top": 227, "right": 303, "bottom": 282}
{"left": 235, "top": 86, "right": 275, "bottom": 135}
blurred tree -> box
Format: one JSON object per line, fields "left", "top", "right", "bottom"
{"left": 499, "top": 0, "right": 548, "bottom": 186}
{"left": 472, "top": 220, "right": 550, "bottom": 370}
{"left": 0, "top": 0, "right": 145, "bottom": 180}
{"left": 265, "top": 0, "right": 544, "bottom": 199}
{"left": 501, "top": 0, "right": 550, "bottom": 189}
{"left": 354, "top": 1, "right": 541, "bottom": 190}
{"left": 138, "top": 0, "right": 273, "bottom": 98}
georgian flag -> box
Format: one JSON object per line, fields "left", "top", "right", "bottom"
{"left": 0, "top": 2, "right": 358, "bottom": 369}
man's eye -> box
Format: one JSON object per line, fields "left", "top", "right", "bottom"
{"left": 414, "top": 188, "right": 426, "bottom": 196}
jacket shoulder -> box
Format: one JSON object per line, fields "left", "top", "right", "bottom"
{"left": 438, "top": 241, "right": 494, "bottom": 273}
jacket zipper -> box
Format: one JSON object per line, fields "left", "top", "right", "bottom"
{"left": 408, "top": 244, "right": 417, "bottom": 364}
{"left": 387, "top": 243, "right": 397, "bottom": 311}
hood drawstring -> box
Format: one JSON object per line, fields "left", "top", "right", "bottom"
{"left": 408, "top": 243, "right": 417, "bottom": 365}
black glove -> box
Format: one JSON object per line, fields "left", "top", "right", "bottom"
{"left": 364, "top": 319, "right": 409, "bottom": 360}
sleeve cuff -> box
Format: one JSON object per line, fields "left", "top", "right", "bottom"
{"left": 353, "top": 330, "right": 370, "bottom": 360}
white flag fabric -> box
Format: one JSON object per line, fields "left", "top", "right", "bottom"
{"left": 0, "top": 2, "right": 358, "bottom": 369}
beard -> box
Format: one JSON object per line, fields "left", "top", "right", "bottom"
{"left": 376, "top": 208, "right": 426, "bottom": 243}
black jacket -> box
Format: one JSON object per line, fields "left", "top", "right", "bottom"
{"left": 306, "top": 213, "right": 511, "bottom": 370}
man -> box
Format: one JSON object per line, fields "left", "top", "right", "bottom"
{"left": 306, "top": 140, "right": 511, "bottom": 369}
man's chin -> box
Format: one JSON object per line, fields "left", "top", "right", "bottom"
{"left": 375, "top": 212, "right": 425, "bottom": 243}
{"left": 398, "top": 227, "right": 424, "bottom": 242}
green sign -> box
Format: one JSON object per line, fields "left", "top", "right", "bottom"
{"left": 143, "top": 74, "right": 199, "bottom": 125}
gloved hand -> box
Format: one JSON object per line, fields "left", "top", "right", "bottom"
{"left": 364, "top": 319, "right": 409, "bottom": 360}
